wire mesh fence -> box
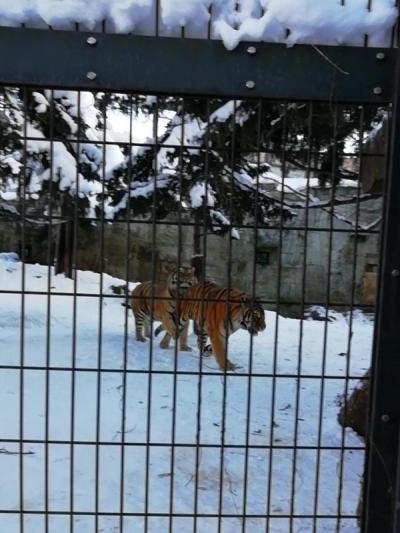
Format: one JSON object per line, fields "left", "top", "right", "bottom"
{"left": 0, "top": 86, "right": 391, "bottom": 532}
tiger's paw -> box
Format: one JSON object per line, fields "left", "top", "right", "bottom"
{"left": 224, "top": 360, "right": 238, "bottom": 372}
{"left": 136, "top": 336, "right": 147, "bottom": 343}
{"left": 202, "top": 344, "right": 213, "bottom": 358}
{"left": 159, "top": 342, "right": 170, "bottom": 350}
{"left": 180, "top": 345, "right": 192, "bottom": 352}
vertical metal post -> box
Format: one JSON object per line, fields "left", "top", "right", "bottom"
{"left": 363, "top": 50, "right": 400, "bottom": 532}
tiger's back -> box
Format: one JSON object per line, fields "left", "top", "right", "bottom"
{"left": 179, "top": 281, "right": 266, "bottom": 370}
{"left": 180, "top": 282, "right": 250, "bottom": 330}
{"left": 131, "top": 280, "right": 170, "bottom": 325}
{"left": 131, "top": 266, "right": 196, "bottom": 349}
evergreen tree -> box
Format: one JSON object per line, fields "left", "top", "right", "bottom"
{"left": 0, "top": 88, "right": 382, "bottom": 278}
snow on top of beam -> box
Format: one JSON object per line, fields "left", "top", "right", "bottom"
{"left": 0, "top": 0, "right": 397, "bottom": 50}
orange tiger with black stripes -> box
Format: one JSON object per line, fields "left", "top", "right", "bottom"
{"left": 155, "top": 281, "right": 266, "bottom": 371}
{"left": 131, "top": 265, "right": 196, "bottom": 351}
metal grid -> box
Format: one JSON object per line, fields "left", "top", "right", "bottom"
{"left": 0, "top": 80, "right": 395, "bottom": 533}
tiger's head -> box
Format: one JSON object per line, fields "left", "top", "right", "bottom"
{"left": 240, "top": 297, "right": 266, "bottom": 335}
{"left": 166, "top": 265, "right": 197, "bottom": 296}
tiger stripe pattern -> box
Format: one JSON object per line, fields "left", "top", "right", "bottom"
{"left": 131, "top": 266, "right": 196, "bottom": 351}
{"left": 157, "top": 281, "right": 266, "bottom": 370}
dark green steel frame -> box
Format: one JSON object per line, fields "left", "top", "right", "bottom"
{"left": 363, "top": 50, "right": 400, "bottom": 533}
{"left": 0, "top": 26, "right": 395, "bottom": 103}
{"left": 0, "top": 25, "right": 399, "bottom": 532}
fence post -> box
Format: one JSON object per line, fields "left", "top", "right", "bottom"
{"left": 363, "top": 50, "right": 400, "bottom": 532}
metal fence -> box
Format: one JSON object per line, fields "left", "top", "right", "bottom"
{"left": 0, "top": 23, "right": 399, "bottom": 533}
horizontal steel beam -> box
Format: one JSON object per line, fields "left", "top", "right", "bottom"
{"left": 0, "top": 26, "right": 395, "bottom": 103}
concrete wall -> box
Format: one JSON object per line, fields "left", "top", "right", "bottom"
{"left": 0, "top": 187, "right": 381, "bottom": 316}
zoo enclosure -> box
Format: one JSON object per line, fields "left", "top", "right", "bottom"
{"left": 0, "top": 11, "right": 399, "bottom": 533}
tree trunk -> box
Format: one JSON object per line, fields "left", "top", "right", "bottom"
{"left": 54, "top": 197, "right": 74, "bottom": 278}
{"left": 191, "top": 211, "right": 205, "bottom": 283}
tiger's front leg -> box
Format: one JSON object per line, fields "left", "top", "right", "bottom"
{"left": 159, "top": 331, "right": 172, "bottom": 349}
{"left": 159, "top": 326, "right": 191, "bottom": 352}
{"left": 159, "top": 315, "right": 178, "bottom": 350}
{"left": 208, "top": 330, "right": 236, "bottom": 371}
{"left": 178, "top": 320, "right": 192, "bottom": 352}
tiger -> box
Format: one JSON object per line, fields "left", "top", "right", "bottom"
{"left": 130, "top": 265, "right": 196, "bottom": 351}
{"left": 155, "top": 281, "right": 266, "bottom": 370}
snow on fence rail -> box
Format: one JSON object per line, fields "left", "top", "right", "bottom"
{"left": 0, "top": 0, "right": 397, "bottom": 49}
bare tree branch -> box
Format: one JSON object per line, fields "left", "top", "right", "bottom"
{"left": 312, "top": 46, "right": 350, "bottom": 75}
{"left": 284, "top": 156, "right": 359, "bottom": 182}
{"left": 285, "top": 193, "right": 381, "bottom": 209}
{"left": 263, "top": 175, "right": 381, "bottom": 230}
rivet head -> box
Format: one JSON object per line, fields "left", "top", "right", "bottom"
{"left": 247, "top": 46, "right": 257, "bottom": 55}
{"left": 373, "top": 86, "right": 383, "bottom": 95}
{"left": 381, "top": 414, "right": 390, "bottom": 423}
{"left": 376, "top": 52, "right": 385, "bottom": 61}
{"left": 86, "top": 71, "right": 97, "bottom": 81}
{"left": 392, "top": 269, "right": 400, "bottom": 278}
{"left": 245, "top": 80, "right": 256, "bottom": 89}
{"left": 86, "top": 36, "right": 97, "bottom": 46}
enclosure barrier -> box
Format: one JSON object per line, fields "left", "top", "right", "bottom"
{"left": 0, "top": 19, "right": 399, "bottom": 533}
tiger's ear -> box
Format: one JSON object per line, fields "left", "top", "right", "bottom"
{"left": 177, "top": 266, "right": 190, "bottom": 276}
{"left": 164, "top": 263, "right": 177, "bottom": 275}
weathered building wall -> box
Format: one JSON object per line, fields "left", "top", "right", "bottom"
{"left": 0, "top": 187, "right": 381, "bottom": 315}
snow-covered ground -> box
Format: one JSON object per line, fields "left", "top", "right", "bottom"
{"left": 0, "top": 253, "right": 373, "bottom": 532}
